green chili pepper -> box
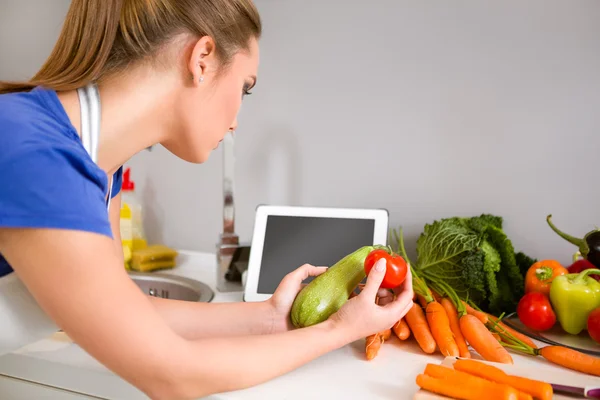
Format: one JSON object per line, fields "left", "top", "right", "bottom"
{"left": 549, "top": 268, "right": 600, "bottom": 335}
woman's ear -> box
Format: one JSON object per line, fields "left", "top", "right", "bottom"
{"left": 188, "top": 36, "right": 217, "bottom": 85}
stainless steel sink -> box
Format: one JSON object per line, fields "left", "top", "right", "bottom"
{"left": 128, "top": 272, "right": 214, "bottom": 303}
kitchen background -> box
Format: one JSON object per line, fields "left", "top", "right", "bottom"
{"left": 1, "top": 0, "right": 599, "bottom": 265}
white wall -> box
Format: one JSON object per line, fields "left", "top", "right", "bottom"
{"left": 2, "top": 1, "right": 599, "bottom": 265}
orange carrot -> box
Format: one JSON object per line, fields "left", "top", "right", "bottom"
{"left": 430, "top": 288, "right": 443, "bottom": 302}
{"left": 487, "top": 314, "right": 538, "bottom": 349}
{"left": 405, "top": 302, "right": 436, "bottom": 354}
{"left": 492, "top": 333, "right": 501, "bottom": 342}
{"left": 426, "top": 301, "right": 459, "bottom": 357}
{"left": 416, "top": 374, "right": 518, "bottom": 400}
{"left": 425, "top": 366, "right": 528, "bottom": 400}
{"left": 392, "top": 319, "right": 411, "bottom": 340}
{"left": 420, "top": 364, "right": 519, "bottom": 400}
{"left": 538, "top": 346, "right": 600, "bottom": 377}
{"left": 417, "top": 294, "right": 428, "bottom": 308}
{"left": 454, "top": 359, "right": 553, "bottom": 400}
{"left": 462, "top": 301, "right": 488, "bottom": 324}
{"left": 427, "top": 365, "right": 531, "bottom": 400}
{"left": 517, "top": 392, "right": 533, "bottom": 400}
{"left": 365, "top": 333, "right": 383, "bottom": 360}
{"left": 460, "top": 314, "right": 513, "bottom": 364}
{"left": 380, "top": 328, "right": 392, "bottom": 341}
{"left": 440, "top": 298, "right": 470, "bottom": 358}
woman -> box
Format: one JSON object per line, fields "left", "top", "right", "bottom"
{"left": 0, "top": 0, "right": 414, "bottom": 399}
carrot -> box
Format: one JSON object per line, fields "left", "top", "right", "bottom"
{"left": 454, "top": 359, "right": 553, "bottom": 400}
{"left": 492, "top": 333, "right": 501, "bottom": 342}
{"left": 380, "top": 328, "right": 392, "bottom": 341}
{"left": 430, "top": 288, "right": 443, "bottom": 302}
{"left": 487, "top": 314, "right": 538, "bottom": 349}
{"left": 426, "top": 301, "right": 459, "bottom": 357}
{"left": 420, "top": 364, "right": 519, "bottom": 400}
{"left": 538, "top": 346, "right": 600, "bottom": 377}
{"left": 462, "top": 301, "right": 488, "bottom": 324}
{"left": 405, "top": 302, "right": 436, "bottom": 354}
{"left": 392, "top": 319, "right": 411, "bottom": 340}
{"left": 426, "top": 364, "right": 531, "bottom": 400}
{"left": 460, "top": 314, "right": 513, "bottom": 364}
{"left": 365, "top": 333, "right": 383, "bottom": 361}
{"left": 416, "top": 294, "right": 428, "bottom": 308}
{"left": 425, "top": 366, "right": 530, "bottom": 400}
{"left": 517, "top": 392, "right": 533, "bottom": 400}
{"left": 440, "top": 297, "right": 471, "bottom": 358}
{"left": 416, "top": 374, "right": 518, "bottom": 400}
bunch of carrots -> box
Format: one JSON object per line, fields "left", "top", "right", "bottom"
{"left": 363, "top": 270, "right": 519, "bottom": 364}
{"left": 416, "top": 358, "right": 553, "bottom": 400}
{"left": 362, "top": 229, "right": 600, "bottom": 379}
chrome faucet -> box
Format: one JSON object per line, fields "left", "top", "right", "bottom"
{"left": 216, "top": 132, "right": 250, "bottom": 293}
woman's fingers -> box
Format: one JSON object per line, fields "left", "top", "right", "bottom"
{"left": 360, "top": 259, "right": 387, "bottom": 299}
{"left": 287, "top": 264, "right": 328, "bottom": 283}
{"left": 383, "top": 268, "right": 414, "bottom": 314}
{"left": 381, "top": 294, "right": 415, "bottom": 325}
{"left": 377, "top": 288, "right": 394, "bottom": 305}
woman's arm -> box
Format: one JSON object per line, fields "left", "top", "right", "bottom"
{"left": 147, "top": 296, "right": 277, "bottom": 338}
{"left": 108, "top": 192, "right": 279, "bottom": 338}
{"left": 0, "top": 227, "right": 365, "bottom": 399}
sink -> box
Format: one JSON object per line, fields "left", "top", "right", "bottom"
{"left": 128, "top": 272, "right": 214, "bottom": 303}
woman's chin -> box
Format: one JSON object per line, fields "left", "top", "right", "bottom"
{"left": 162, "top": 142, "right": 212, "bottom": 164}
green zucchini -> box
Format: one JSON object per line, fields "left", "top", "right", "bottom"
{"left": 290, "top": 245, "right": 377, "bottom": 328}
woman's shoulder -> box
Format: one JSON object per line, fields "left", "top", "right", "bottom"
{"left": 0, "top": 87, "right": 80, "bottom": 153}
{"left": 0, "top": 88, "right": 113, "bottom": 238}
{"left": 0, "top": 88, "right": 104, "bottom": 182}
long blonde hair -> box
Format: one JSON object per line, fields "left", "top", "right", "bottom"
{"left": 0, "top": 0, "right": 261, "bottom": 94}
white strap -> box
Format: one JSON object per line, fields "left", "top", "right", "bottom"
{"left": 77, "top": 84, "right": 112, "bottom": 212}
{"left": 79, "top": 89, "right": 91, "bottom": 156}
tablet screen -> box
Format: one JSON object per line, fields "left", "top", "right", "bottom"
{"left": 257, "top": 215, "right": 375, "bottom": 294}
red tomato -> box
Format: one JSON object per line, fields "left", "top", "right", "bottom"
{"left": 587, "top": 308, "right": 600, "bottom": 344}
{"left": 517, "top": 292, "right": 556, "bottom": 332}
{"left": 364, "top": 249, "right": 408, "bottom": 289}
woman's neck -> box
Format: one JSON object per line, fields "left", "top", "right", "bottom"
{"left": 57, "top": 65, "right": 178, "bottom": 176}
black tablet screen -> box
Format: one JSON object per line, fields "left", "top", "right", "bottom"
{"left": 257, "top": 215, "right": 375, "bottom": 294}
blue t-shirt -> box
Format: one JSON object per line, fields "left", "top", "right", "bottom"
{"left": 0, "top": 87, "right": 122, "bottom": 277}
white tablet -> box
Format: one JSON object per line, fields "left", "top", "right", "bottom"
{"left": 243, "top": 205, "right": 389, "bottom": 302}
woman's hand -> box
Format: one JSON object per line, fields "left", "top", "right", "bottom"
{"left": 330, "top": 259, "right": 414, "bottom": 341}
{"left": 267, "top": 263, "right": 328, "bottom": 333}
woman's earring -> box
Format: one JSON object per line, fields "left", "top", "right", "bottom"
{"left": 199, "top": 76, "right": 204, "bottom": 83}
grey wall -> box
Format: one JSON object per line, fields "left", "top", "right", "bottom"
{"left": 0, "top": 0, "right": 71, "bottom": 79}
{"left": 2, "top": 1, "right": 599, "bottom": 266}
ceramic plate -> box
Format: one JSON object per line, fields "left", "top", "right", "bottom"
{"left": 502, "top": 312, "right": 600, "bottom": 356}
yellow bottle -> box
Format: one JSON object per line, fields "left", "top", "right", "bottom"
{"left": 121, "top": 167, "right": 147, "bottom": 252}
{"left": 120, "top": 202, "right": 133, "bottom": 269}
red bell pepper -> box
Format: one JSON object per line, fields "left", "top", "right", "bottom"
{"left": 568, "top": 259, "right": 600, "bottom": 281}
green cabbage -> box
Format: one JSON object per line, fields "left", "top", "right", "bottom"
{"left": 410, "top": 214, "right": 533, "bottom": 314}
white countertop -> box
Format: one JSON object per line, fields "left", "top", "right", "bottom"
{"left": 1, "top": 250, "right": 599, "bottom": 399}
